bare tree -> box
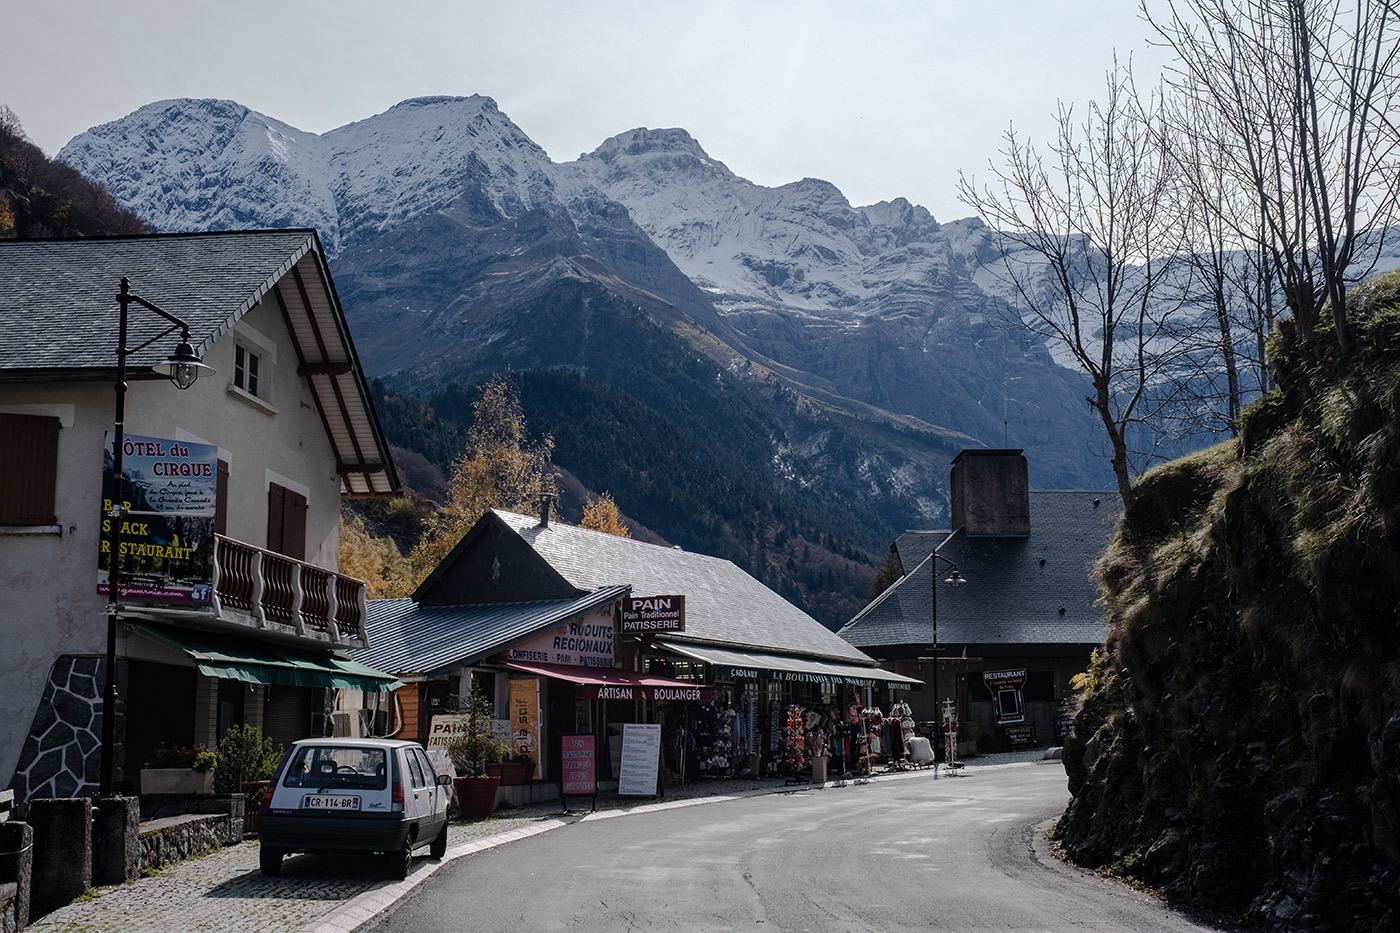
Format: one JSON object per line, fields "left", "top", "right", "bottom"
{"left": 1148, "top": 0, "right": 1400, "bottom": 356}
{"left": 959, "top": 63, "right": 1193, "bottom": 505}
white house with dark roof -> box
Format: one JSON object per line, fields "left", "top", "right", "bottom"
{"left": 838, "top": 449, "right": 1121, "bottom": 748}
{"left": 359, "top": 503, "right": 918, "bottom": 789}
{"left": 0, "top": 230, "right": 399, "bottom": 799}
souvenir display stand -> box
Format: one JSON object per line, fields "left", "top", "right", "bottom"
{"left": 784, "top": 704, "right": 808, "bottom": 784}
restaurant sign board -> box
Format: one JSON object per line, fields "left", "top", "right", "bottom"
{"left": 982, "top": 668, "right": 1028, "bottom": 725}
{"left": 97, "top": 432, "right": 217, "bottom": 602}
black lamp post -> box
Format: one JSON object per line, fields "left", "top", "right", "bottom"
{"left": 930, "top": 549, "right": 964, "bottom": 758}
{"left": 99, "top": 277, "right": 213, "bottom": 796}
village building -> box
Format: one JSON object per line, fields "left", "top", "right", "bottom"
{"left": 357, "top": 503, "right": 921, "bottom": 796}
{"left": 0, "top": 230, "right": 400, "bottom": 799}
{"left": 837, "top": 449, "right": 1121, "bottom": 750}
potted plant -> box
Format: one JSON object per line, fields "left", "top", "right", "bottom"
{"left": 445, "top": 687, "right": 508, "bottom": 818}
{"left": 141, "top": 742, "right": 219, "bottom": 794}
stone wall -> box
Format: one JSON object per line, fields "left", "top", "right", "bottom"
{"left": 8, "top": 656, "right": 125, "bottom": 800}
{"left": 139, "top": 813, "right": 235, "bottom": 871}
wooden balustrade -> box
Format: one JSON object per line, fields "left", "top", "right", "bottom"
{"left": 210, "top": 535, "right": 367, "bottom": 645}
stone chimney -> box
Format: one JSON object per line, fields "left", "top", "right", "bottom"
{"left": 537, "top": 492, "right": 554, "bottom": 527}
{"left": 949, "top": 449, "right": 1030, "bottom": 536}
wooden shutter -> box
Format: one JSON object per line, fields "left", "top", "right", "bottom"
{"left": 215, "top": 460, "right": 229, "bottom": 537}
{"left": 267, "top": 482, "right": 307, "bottom": 561}
{"left": 0, "top": 413, "right": 60, "bottom": 525}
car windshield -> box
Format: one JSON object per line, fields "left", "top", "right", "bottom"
{"left": 282, "top": 745, "right": 388, "bottom": 790}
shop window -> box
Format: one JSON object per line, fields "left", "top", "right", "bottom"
{"left": 0, "top": 412, "right": 60, "bottom": 525}
{"left": 267, "top": 482, "right": 307, "bottom": 561}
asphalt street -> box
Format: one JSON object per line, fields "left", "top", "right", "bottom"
{"left": 365, "top": 761, "right": 1222, "bottom": 933}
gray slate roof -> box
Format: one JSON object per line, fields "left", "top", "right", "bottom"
{"left": 838, "top": 491, "right": 1121, "bottom": 653}
{"left": 359, "top": 585, "right": 631, "bottom": 679}
{"left": 0, "top": 231, "right": 397, "bottom": 495}
{"left": 492, "top": 509, "right": 876, "bottom": 665}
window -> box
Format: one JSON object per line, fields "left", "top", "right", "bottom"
{"left": 234, "top": 345, "right": 261, "bottom": 397}
{"left": 0, "top": 412, "right": 60, "bottom": 525}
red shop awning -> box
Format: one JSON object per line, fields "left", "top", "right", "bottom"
{"left": 501, "top": 660, "right": 713, "bottom": 702}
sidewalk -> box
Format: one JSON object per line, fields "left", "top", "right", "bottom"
{"left": 29, "top": 750, "right": 1053, "bottom": 933}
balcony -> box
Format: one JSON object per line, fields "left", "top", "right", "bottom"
{"left": 209, "top": 535, "right": 368, "bottom": 648}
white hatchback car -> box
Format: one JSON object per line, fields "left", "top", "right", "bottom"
{"left": 258, "top": 737, "right": 451, "bottom": 879}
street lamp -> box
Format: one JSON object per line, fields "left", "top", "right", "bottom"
{"left": 99, "top": 277, "right": 214, "bottom": 796}
{"left": 930, "top": 550, "right": 964, "bottom": 762}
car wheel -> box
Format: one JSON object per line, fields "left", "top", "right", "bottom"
{"left": 429, "top": 824, "right": 448, "bottom": 859}
{"left": 260, "top": 845, "right": 283, "bottom": 876}
{"left": 388, "top": 838, "right": 412, "bottom": 880}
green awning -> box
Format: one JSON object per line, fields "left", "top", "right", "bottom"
{"left": 655, "top": 641, "right": 924, "bottom": 691}
{"left": 137, "top": 624, "right": 402, "bottom": 692}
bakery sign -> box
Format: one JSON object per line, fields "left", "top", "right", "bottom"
{"left": 983, "top": 668, "right": 1028, "bottom": 725}
{"left": 619, "top": 595, "right": 685, "bottom": 634}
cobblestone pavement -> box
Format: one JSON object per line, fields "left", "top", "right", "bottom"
{"left": 28, "top": 750, "right": 1054, "bottom": 933}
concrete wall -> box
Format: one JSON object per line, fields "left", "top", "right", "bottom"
{"left": 1, "top": 297, "right": 344, "bottom": 795}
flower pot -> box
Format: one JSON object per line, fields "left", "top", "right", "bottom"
{"left": 453, "top": 775, "right": 501, "bottom": 819}
{"left": 141, "top": 768, "right": 215, "bottom": 795}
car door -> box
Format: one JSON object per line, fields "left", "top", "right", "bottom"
{"left": 402, "top": 747, "right": 429, "bottom": 824}
{"left": 414, "top": 747, "right": 447, "bottom": 821}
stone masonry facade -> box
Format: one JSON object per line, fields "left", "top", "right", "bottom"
{"left": 8, "top": 656, "right": 124, "bottom": 800}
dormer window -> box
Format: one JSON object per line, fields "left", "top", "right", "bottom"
{"left": 234, "top": 345, "right": 261, "bottom": 397}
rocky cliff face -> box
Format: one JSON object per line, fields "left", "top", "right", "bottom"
{"left": 1055, "top": 276, "right": 1400, "bottom": 930}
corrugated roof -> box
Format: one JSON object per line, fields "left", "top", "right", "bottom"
{"left": 357, "top": 585, "right": 630, "bottom": 679}
{"left": 839, "top": 491, "right": 1121, "bottom": 652}
{"left": 494, "top": 510, "right": 876, "bottom": 665}
{"left": 0, "top": 231, "right": 397, "bottom": 496}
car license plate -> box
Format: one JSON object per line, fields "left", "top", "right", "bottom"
{"left": 302, "top": 794, "right": 360, "bottom": 810}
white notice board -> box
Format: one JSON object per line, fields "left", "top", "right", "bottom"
{"left": 617, "top": 723, "right": 662, "bottom": 796}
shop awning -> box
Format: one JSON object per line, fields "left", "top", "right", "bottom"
{"left": 654, "top": 641, "right": 923, "bottom": 691}
{"left": 137, "top": 624, "right": 402, "bottom": 692}
{"left": 501, "top": 660, "right": 714, "bottom": 702}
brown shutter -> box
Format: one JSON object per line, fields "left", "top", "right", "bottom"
{"left": 215, "top": 459, "right": 229, "bottom": 537}
{"left": 266, "top": 482, "right": 308, "bottom": 561}
{"left": 0, "top": 413, "right": 60, "bottom": 525}
{"left": 267, "top": 483, "right": 285, "bottom": 554}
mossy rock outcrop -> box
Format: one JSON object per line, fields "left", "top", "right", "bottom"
{"left": 1055, "top": 274, "right": 1400, "bottom": 931}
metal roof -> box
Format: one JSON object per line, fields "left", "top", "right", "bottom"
{"left": 838, "top": 491, "right": 1122, "bottom": 653}
{"left": 492, "top": 509, "right": 877, "bottom": 665}
{"left": 356, "top": 585, "right": 631, "bottom": 679}
{"left": 0, "top": 231, "right": 397, "bottom": 496}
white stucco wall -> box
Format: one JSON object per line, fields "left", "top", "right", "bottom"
{"left": 0, "top": 297, "right": 345, "bottom": 788}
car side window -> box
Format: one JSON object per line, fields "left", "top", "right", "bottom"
{"left": 404, "top": 749, "right": 426, "bottom": 789}
{"left": 415, "top": 748, "right": 438, "bottom": 782}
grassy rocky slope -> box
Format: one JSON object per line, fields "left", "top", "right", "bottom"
{"left": 1055, "top": 274, "right": 1400, "bottom": 930}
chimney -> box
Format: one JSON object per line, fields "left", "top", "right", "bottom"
{"left": 537, "top": 492, "right": 554, "bottom": 527}
{"left": 950, "top": 449, "right": 1030, "bottom": 535}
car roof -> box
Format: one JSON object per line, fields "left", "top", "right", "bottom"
{"left": 288, "top": 738, "right": 420, "bottom": 750}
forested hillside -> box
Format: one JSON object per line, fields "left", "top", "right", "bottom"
{"left": 0, "top": 108, "right": 147, "bottom": 238}
{"left": 1055, "top": 275, "right": 1400, "bottom": 930}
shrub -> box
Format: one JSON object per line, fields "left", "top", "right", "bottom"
{"left": 147, "top": 743, "right": 217, "bottom": 772}
{"left": 214, "top": 725, "right": 283, "bottom": 794}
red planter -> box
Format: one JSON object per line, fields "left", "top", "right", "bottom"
{"left": 453, "top": 775, "right": 501, "bottom": 819}
{"left": 485, "top": 761, "right": 533, "bottom": 785}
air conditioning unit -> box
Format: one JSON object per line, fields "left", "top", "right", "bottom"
{"left": 330, "top": 710, "right": 361, "bottom": 737}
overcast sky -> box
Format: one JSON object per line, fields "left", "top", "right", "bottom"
{"left": 4, "top": 0, "right": 1166, "bottom": 223}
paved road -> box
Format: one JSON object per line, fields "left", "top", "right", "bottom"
{"left": 366, "top": 762, "right": 1221, "bottom": 933}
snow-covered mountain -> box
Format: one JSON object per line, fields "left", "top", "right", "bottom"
{"left": 57, "top": 96, "right": 1108, "bottom": 493}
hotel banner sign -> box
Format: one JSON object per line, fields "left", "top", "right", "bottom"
{"left": 97, "top": 432, "right": 217, "bottom": 602}
{"left": 619, "top": 595, "right": 685, "bottom": 633}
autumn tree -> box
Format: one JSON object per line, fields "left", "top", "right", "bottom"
{"left": 580, "top": 492, "right": 631, "bottom": 538}
{"left": 339, "top": 510, "right": 414, "bottom": 598}
{"left": 409, "top": 374, "right": 557, "bottom": 581}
